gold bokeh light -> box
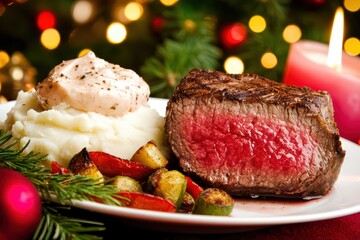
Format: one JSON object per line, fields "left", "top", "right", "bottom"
{"left": 283, "top": 24, "right": 302, "bottom": 43}
{"left": 261, "top": 52, "right": 277, "bottom": 69}
{"left": 106, "top": 22, "right": 127, "bottom": 44}
{"left": 0, "top": 51, "right": 10, "bottom": 68}
{"left": 224, "top": 56, "right": 244, "bottom": 74}
{"left": 344, "top": 0, "right": 360, "bottom": 12}
{"left": 124, "top": 2, "right": 143, "bottom": 21}
{"left": 344, "top": 37, "right": 360, "bottom": 56}
{"left": 78, "top": 48, "right": 92, "bottom": 57}
{"left": 248, "top": 15, "right": 266, "bottom": 33}
{"left": 160, "top": 0, "right": 178, "bottom": 6}
{"left": 40, "top": 28, "right": 61, "bottom": 50}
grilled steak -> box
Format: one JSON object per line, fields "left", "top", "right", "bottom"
{"left": 165, "top": 68, "right": 346, "bottom": 198}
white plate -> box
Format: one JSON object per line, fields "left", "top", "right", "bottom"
{"left": 1, "top": 98, "right": 360, "bottom": 234}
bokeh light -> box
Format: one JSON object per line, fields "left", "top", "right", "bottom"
{"left": 282, "top": 24, "right": 302, "bottom": 43}
{"left": 344, "top": 0, "right": 360, "bottom": 12}
{"left": 40, "top": 28, "right": 61, "bottom": 50}
{"left": 248, "top": 15, "right": 266, "bottom": 33}
{"left": 0, "top": 50, "right": 10, "bottom": 68}
{"left": 36, "top": 10, "right": 56, "bottom": 31}
{"left": 124, "top": 2, "right": 143, "bottom": 21}
{"left": 183, "top": 19, "right": 196, "bottom": 32}
{"left": 10, "top": 67, "right": 24, "bottom": 81}
{"left": 72, "top": 0, "right": 93, "bottom": 24}
{"left": 106, "top": 22, "right": 127, "bottom": 44}
{"left": 344, "top": 37, "right": 360, "bottom": 56}
{"left": 221, "top": 22, "right": 247, "bottom": 49}
{"left": 78, "top": 48, "right": 92, "bottom": 57}
{"left": 261, "top": 52, "right": 277, "bottom": 69}
{"left": 160, "top": 0, "right": 179, "bottom": 6}
{"left": 224, "top": 56, "right": 244, "bottom": 74}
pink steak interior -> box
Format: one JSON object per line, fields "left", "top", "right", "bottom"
{"left": 180, "top": 111, "right": 319, "bottom": 175}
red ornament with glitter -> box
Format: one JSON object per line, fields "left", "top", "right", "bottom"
{"left": 0, "top": 168, "right": 42, "bottom": 240}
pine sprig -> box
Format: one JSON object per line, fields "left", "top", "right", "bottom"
{"left": 0, "top": 130, "right": 123, "bottom": 239}
{"left": 0, "top": 130, "right": 121, "bottom": 205}
{"left": 34, "top": 202, "right": 104, "bottom": 240}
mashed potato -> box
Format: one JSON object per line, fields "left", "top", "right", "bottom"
{"left": 2, "top": 90, "right": 169, "bottom": 168}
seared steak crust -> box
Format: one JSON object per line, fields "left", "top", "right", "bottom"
{"left": 165, "top": 68, "right": 345, "bottom": 198}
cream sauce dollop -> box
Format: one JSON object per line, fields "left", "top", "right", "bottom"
{"left": 36, "top": 51, "right": 150, "bottom": 117}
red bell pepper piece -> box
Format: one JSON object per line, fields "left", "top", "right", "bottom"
{"left": 117, "top": 191, "right": 177, "bottom": 212}
{"left": 50, "top": 161, "right": 70, "bottom": 175}
{"left": 185, "top": 176, "right": 204, "bottom": 200}
{"left": 88, "top": 151, "right": 154, "bottom": 180}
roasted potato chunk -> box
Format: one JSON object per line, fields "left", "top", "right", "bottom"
{"left": 130, "top": 140, "right": 168, "bottom": 169}
{"left": 68, "top": 148, "right": 104, "bottom": 183}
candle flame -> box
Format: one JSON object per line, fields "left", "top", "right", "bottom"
{"left": 326, "top": 7, "right": 344, "bottom": 71}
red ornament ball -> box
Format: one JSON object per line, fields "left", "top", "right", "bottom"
{"left": 220, "top": 22, "right": 247, "bottom": 49}
{"left": 0, "top": 168, "right": 42, "bottom": 240}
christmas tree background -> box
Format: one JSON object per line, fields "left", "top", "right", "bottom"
{"left": 0, "top": 0, "right": 359, "bottom": 100}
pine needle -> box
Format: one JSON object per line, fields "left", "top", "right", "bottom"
{"left": 33, "top": 202, "right": 104, "bottom": 240}
{"left": 0, "top": 130, "right": 123, "bottom": 239}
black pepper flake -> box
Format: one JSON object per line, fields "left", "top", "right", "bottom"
{"left": 107, "top": 88, "right": 111, "bottom": 91}
{"left": 80, "top": 75, "right": 86, "bottom": 80}
{"left": 110, "top": 104, "right": 118, "bottom": 110}
{"left": 60, "top": 73, "right": 64, "bottom": 77}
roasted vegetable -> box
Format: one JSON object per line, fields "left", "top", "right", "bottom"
{"left": 130, "top": 140, "right": 168, "bottom": 169}
{"left": 179, "top": 192, "right": 195, "bottom": 213}
{"left": 68, "top": 148, "right": 104, "bottom": 182}
{"left": 65, "top": 147, "right": 234, "bottom": 216}
{"left": 117, "top": 191, "right": 177, "bottom": 212}
{"left": 88, "top": 151, "right": 154, "bottom": 180}
{"left": 185, "top": 176, "right": 204, "bottom": 200}
{"left": 111, "top": 176, "right": 143, "bottom": 192}
{"left": 144, "top": 168, "right": 168, "bottom": 193}
{"left": 152, "top": 170, "right": 187, "bottom": 209}
{"left": 50, "top": 161, "right": 70, "bottom": 175}
{"left": 193, "top": 188, "right": 234, "bottom": 216}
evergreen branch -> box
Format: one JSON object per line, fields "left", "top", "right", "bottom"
{"left": 34, "top": 202, "right": 104, "bottom": 240}
{"left": 0, "top": 130, "right": 121, "bottom": 206}
{"left": 0, "top": 130, "right": 124, "bottom": 239}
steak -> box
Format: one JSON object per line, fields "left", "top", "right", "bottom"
{"left": 165, "top": 68, "right": 346, "bottom": 198}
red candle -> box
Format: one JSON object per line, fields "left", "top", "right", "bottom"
{"left": 283, "top": 8, "right": 360, "bottom": 142}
